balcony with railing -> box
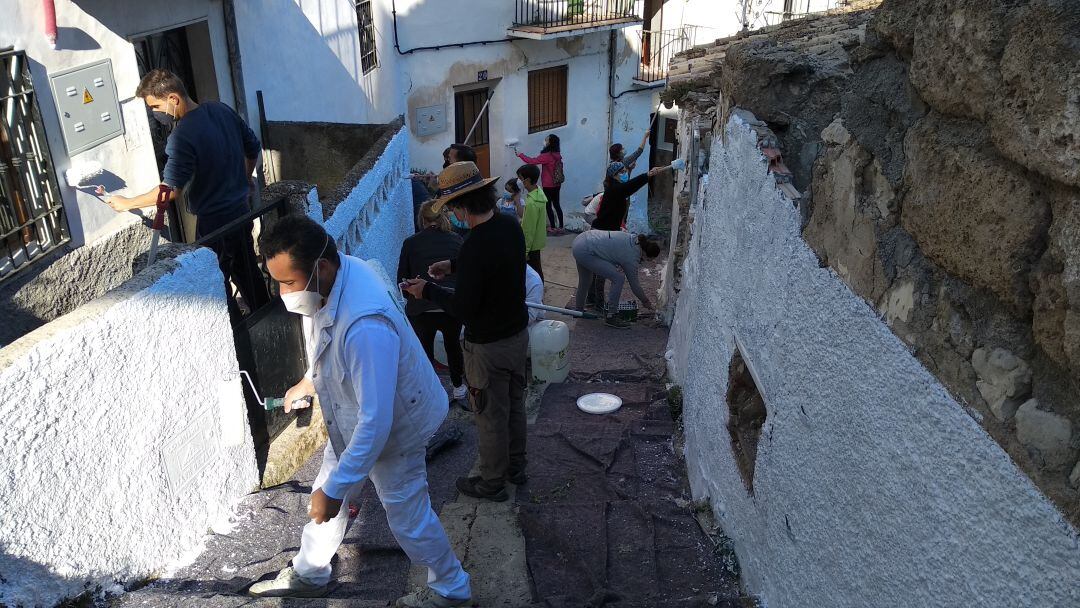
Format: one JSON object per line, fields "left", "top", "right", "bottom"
{"left": 510, "top": 0, "right": 642, "bottom": 40}
{"left": 634, "top": 26, "right": 698, "bottom": 84}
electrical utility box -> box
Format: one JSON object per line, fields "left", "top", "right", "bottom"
{"left": 49, "top": 59, "right": 125, "bottom": 155}
{"left": 415, "top": 104, "right": 447, "bottom": 137}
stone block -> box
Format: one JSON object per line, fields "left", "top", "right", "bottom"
{"left": 970, "top": 347, "right": 1032, "bottom": 421}
{"left": 901, "top": 113, "right": 1050, "bottom": 312}
{"left": 1031, "top": 193, "right": 1080, "bottom": 375}
{"left": 1015, "top": 399, "right": 1077, "bottom": 472}
{"left": 904, "top": 0, "right": 1019, "bottom": 122}
{"left": 989, "top": 0, "right": 1080, "bottom": 188}
{"left": 804, "top": 119, "right": 896, "bottom": 304}
{"left": 1071, "top": 460, "right": 1080, "bottom": 489}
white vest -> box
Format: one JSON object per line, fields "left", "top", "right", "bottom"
{"left": 308, "top": 254, "right": 448, "bottom": 457}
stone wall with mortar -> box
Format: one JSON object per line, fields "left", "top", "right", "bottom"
{"left": 664, "top": 0, "right": 1080, "bottom": 527}
{"left": 263, "top": 122, "right": 389, "bottom": 200}
{"left": 667, "top": 110, "right": 1080, "bottom": 608}
{"left": 0, "top": 248, "right": 258, "bottom": 607}
{"left": 0, "top": 222, "right": 152, "bottom": 348}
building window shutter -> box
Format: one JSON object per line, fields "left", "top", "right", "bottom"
{"left": 527, "top": 65, "right": 568, "bottom": 133}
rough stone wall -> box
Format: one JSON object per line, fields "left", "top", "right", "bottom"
{"left": 667, "top": 110, "right": 1080, "bottom": 608}
{"left": 0, "top": 248, "right": 258, "bottom": 607}
{"left": 667, "top": 0, "right": 1080, "bottom": 525}
{"left": 0, "top": 222, "right": 152, "bottom": 348}
{"left": 264, "top": 121, "right": 389, "bottom": 201}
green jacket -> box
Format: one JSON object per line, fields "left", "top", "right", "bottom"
{"left": 522, "top": 187, "right": 548, "bottom": 253}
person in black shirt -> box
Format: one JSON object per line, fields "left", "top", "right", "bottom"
{"left": 591, "top": 160, "right": 666, "bottom": 231}
{"left": 108, "top": 69, "right": 268, "bottom": 319}
{"left": 397, "top": 201, "right": 467, "bottom": 401}
{"left": 401, "top": 162, "right": 529, "bottom": 503}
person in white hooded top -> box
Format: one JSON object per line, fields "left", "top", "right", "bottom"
{"left": 248, "top": 214, "right": 471, "bottom": 608}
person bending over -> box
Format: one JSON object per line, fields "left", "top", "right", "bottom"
{"left": 572, "top": 229, "right": 660, "bottom": 329}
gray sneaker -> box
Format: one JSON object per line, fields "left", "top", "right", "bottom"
{"left": 395, "top": 588, "right": 472, "bottom": 608}
{"left": 248, "top": 566, "right": 327, "bottom": 598}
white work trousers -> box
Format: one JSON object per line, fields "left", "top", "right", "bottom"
{"left": 292, "top": 442, "right": 471, "bottom": 600}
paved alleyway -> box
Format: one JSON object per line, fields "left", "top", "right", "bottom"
{"left": 116, "top": 236, "right": 744, "bottom": 607}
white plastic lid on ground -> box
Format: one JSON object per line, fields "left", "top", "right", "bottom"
{"left": 576, "top": 393, "right": 623, "bottom": 415}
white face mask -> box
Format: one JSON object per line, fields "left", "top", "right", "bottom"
{"left": 281, "top": 237, "right": 329, "bottom": 317}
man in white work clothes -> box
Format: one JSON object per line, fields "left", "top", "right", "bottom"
{"left": 249, "top": 214, "right": 471, "bottom": 608}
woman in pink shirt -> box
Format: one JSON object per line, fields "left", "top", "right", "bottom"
{"left": 516, "top": 134, "right": 564, "bottom": 233}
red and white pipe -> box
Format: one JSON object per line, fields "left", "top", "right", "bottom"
{"left": 43, "top": 0, "right": 57, "bottom": 49}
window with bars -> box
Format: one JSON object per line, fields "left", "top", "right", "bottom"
{"left": 527, "top": 65, "right": 568, "bottom": 134}
{"left": 356, "top": 0, "right": 378, "bottom": 75}
{"left": 0, "top": 50, "right": 69, "bottom": 281}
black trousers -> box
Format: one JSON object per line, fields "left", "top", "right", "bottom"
{"left": 196, "top": 212, "right": 270, "bottom": 322}
{"left": 527, "top": 250, "right": 544, "bottom": 283}
{"left": 542, "top": 185, "right": 563, "bottom": 229}
{"left": 410, "top": 311, "right": 465, "bottom": 387}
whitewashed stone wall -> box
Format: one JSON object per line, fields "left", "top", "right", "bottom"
{"left": 666, "top": 111, "right": 1080, "bottom": 608}
{"left": 0, "top": 248, "right": 258, "bottom": 607}
{"left": 323, "top": 125, "right": 412, "bottom": 289}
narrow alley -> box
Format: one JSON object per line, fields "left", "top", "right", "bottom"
{"left": 114, "top": 236, "right": 745, "bottom": 607}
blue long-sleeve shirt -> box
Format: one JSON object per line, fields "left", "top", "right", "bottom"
{"left": 163, "top": 101, "right": 260, "bottom": 218}
{"left": 320, "top": 316, "right": 399, "bottom": 500}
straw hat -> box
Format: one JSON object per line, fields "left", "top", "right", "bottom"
{"left": 431, "top": 162, "right": 500, "bottom": 212}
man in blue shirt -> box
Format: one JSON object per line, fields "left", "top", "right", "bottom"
{"left": 108, "top": 69, "right": 268, "bottom": 317}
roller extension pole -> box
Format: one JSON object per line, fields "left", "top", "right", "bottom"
{"left": 462, "top": 90, "right": 494, "bottom": 146}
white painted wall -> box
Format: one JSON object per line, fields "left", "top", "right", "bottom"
{"left": 666, "top": 111, "right": 1080, "bottom": 607}
{"left": 233, "top": 0, "right": 405, "bottom": 127}
{"left": 1, "top": 0, "right": 238, "bottom": 248}
{"left": 0, "top": 248, "right": 258, "bottom": 607}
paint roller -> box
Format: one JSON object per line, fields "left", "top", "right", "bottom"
{"left": 64, "top": 160, "right": 108, "bottom": 198}
{"left": 236, "top": 370, "right": 313, "bottom": 411}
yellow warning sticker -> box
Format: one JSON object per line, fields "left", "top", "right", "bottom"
{"left": 82, "top": 89, "right": 94, "bottom": 104}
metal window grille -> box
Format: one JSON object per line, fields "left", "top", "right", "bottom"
{"left": 527, "top": 66, "right": 568, "bottom": 134}
{"left": 0, "top": 50, "right": 69, "bottom": 281}
{"left": 356, "top": 0, "right": 379, "bottom": 75}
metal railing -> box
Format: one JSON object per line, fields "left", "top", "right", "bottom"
{"left": 1, "top": 50, "right": 69, "bottom": 281}
{"left": 636, "top": 26, "right": 698, "bottom": 83}
{"left": 513, "top": 0, "right": 641, "bottom": 31}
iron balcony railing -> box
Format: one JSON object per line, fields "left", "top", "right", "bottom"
{"left": 1, "top": 50, "right": 69, "bottom": 281}
{"left": 636, "top": 26, "right": 698, "bottom": 83}
{"left": 513, "top": 0, "right": 641, "bottom": 31}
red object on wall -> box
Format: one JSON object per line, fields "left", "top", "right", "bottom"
{"left": 43, "top": 0, "right": 58, "bottom": 49}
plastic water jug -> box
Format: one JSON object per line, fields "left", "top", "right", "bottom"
{"left": 529, "top": 320, "right": 570, "bottom": 383}
{"left": 434, "top": 330, "right": 449, "bottom": 367}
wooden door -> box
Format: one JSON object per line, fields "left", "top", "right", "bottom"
{"left": 455, "top": 88, "right": 491, "bottom": 177}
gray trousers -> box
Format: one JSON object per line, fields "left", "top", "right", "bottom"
{"left": 573, "top": 237, "right": 626, "bottom": 314}
{"left": 463, "top": 329, "right": 529, "bottom": 489}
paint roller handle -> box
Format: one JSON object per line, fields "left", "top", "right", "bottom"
{"left": 151, "top": 185, "right": 172, "bottom": 231}
{"left": 264, "top": 395, "right": 314, "bottom": 411}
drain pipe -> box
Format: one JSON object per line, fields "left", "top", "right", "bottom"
{"left": 43, "top": 0, "right": 57, "bottom": 49}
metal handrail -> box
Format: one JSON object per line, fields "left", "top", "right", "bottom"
{"left": 513, "top": 0, "right": 641, "bottom": 31}
{"left": 636, "top": 26, "right": 697, "bottom": 83}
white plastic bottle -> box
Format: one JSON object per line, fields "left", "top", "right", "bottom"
{"left": 529, "top": 320, "right": 570, "bottom": 383}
